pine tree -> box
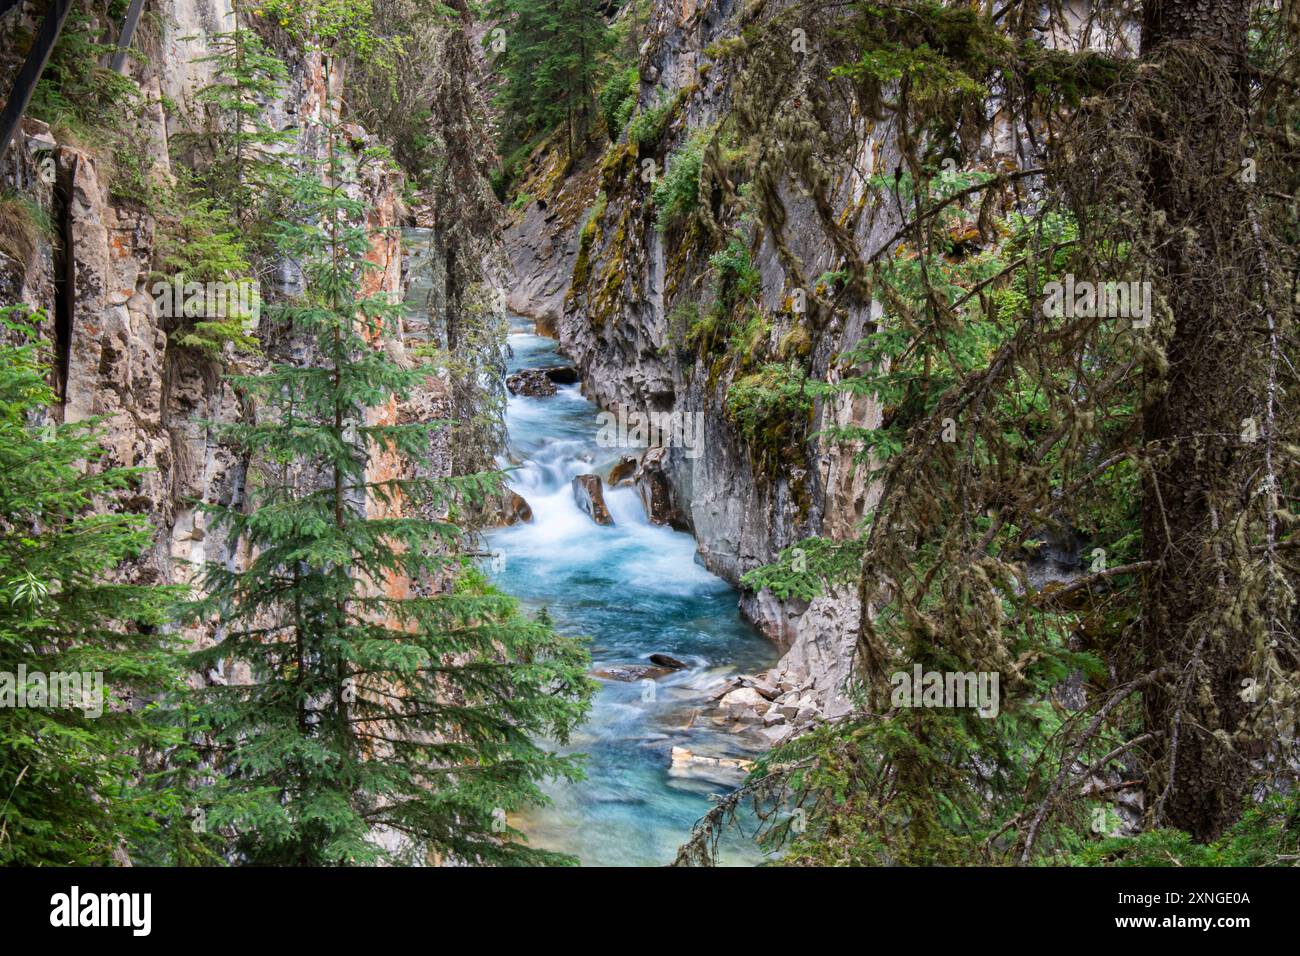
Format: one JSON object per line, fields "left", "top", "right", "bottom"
{"left": 158, "top": 4, "right": 295, "bottom": 358}
{"left": 191, "top": 2, "right": 295, "bottom": 235}
{"left": 185, "top": 132, "right": 593, "bottom": 865}
{"left": 0, "top": 309, "right": 182, "bottom": 865}
{"left": 489, "top": 0, "right": 615, "bottom": 159}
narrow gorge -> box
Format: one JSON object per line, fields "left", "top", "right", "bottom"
{"left": 0, "top": 0, "right": 1297, "bottom": 880}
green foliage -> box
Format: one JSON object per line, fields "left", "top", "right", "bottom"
{"left": 0, "top": 191, "right": 52, "bottom": 267}
{"left": 824, "top": 172, "right": 1078, "bottom": 474}
{"left": 693, "top": 148, "right": 1146, "bottom": 867}
{"left": 653, "top": 128, "right": 710, "bottom": 232}
{"left": 725, "top": 362, "right": 812, "bottom": 470}
{"left": 252, "top": 0, "right": 391, "bottom": 61}
{"left": 341, "top": 0, "right": 479, "bottom": 189}
{"left": 27, "top": 7, "right": 140, "bottom": 134}
{"left": 598, "top": 66, "right": 639, "bottom": 139}
{"left": 574, "top": 191, "right": 608, "bottom": 284}
{"left": 160, "top": 14, "right": 300, "bottom": 359}
{"left": 492, "top": 139, "right": 540, "bottom": 200}
{"left": 832, "top": 1, "right": 1011, "bottom": 115}
{"left": 1071, "top": 793, "right": 1300, "bottom": 867}
{"left": 665, "top": 299, "right": 699, "bottom": 356}
{"left": 183, "top": 135, "right": 593, "bottom": 865}
{"left": 0, "top": 309, "right": 182, "bottom": 866}
{"left": 154, "top": 181, "right": 262, "bottom": 358}
{"left": 741, "top": 536, "right": 864, "bottom": 603}
{"left": 627, "top": 96, "right": 675, "bottom": 151}
{"left": 27, "top": 7, "right": 159, "bottom": 203}
{"left": 187, "top": 14, "right": 296, "bottom": 232}
{"left": 488, "top": 0, "right": 616, "bottom": 158}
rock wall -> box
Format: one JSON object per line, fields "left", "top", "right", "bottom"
{"left": 503, "top": 0, "right": 1077, "bottom": 727}
{"left": 0, "top": 2, "right": 450, "bottom": 658}
{"left": 503, "top": 0, "right": 904, "bottom": 717}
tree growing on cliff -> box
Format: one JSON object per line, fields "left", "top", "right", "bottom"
{"left": 488, "top": 0, "right": 615, "bottom": 160}
{"left": 184, "top": 133, "right": 592, "bottom": 865}
{"left": 0, "top": 308, "right": 182, "bottom": 865}
{"left": 189, "top": 3, "right": 295, "bottom": 236}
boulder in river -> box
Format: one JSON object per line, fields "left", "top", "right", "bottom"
{"left": 572, "top": 474, "right": 614, "bottom": 525}
{"left": 607, "top": 455, "right": 638, "bottom": 487}
{"left": 635, "top": 446, "right": 691, "bottom": 531}
{"left": 506, "top": 369, "right": 557, "bottom": 397}
{"left": 474, "top": 482, "right": 533, "bottom": 527}
{"left": 539, "top": 365, "right": 580, "bottom": 385}
{"left": 591, "top": 663, "right": 675, "bottom": 682}
{"left": 499, "top": 489, "right": 535, "bottom": 528}
{"left": 668, "top": 746, "right": 753, "bottom": 785}
{"left": 649, "top": 653, "right": 688, "bottom": 670}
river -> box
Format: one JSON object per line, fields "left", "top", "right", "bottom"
{"left": 484, "top": 314, "right": 777, "bottom": 866}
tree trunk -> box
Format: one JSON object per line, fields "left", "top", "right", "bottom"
{"left": 1139, "top": 0, "right": 1259, "bottom": 841}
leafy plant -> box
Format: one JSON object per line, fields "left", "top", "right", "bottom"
{"left": 598, "top": 65, "right": 638, "bottom": 139}
{"left": 653, "top": 128, "right": 710, "bottom": 231}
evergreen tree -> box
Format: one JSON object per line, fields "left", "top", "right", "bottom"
{"left": 159, "top": 4, "right": 295, "bottom": 358}
{"left": 0, "top": 309, "right": 181, "bottom": 865}
{"left": 489, "top": 0, "right": 615, "bottom": 159}
{"left": 191, "top": 3, "right": 295, "bottom": 235}
{"left": 186, "top": 132, "right": 593, "bottom": 865}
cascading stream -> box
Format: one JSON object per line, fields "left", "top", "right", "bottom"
{"left": 485, "top": 314, "right": 777, "bottom": 866}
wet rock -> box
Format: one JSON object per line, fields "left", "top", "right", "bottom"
{"left": 740, "top": 676, "right": 780, "bottom": 700}
{"left": 572, "top": 473, "right": 614, "bottom": 525}
{"left": 607, "top": 455, "right": 638, "bottom": 486}
{"left": 539, "top": 364, "right": 580, "bottom": 385}
{"left": 635, "top": 446, "right": 690, "bottom": 531}
{"left": 649, "top": 653, "right": 688, "bottom": 670}
{"left": 490, "top": 489, "right": 533, "bottom": 526}
{"left": 669, "top": 746, "right": 753, "bottom": 784}
{"left": 591, "top": 663, "right": 674, "bottom": 682}
{"left": 506, "top": 369, "right": 557, "bottom": 397}
{"left": 709, "top": 676, "right": 743, "bottom": 700}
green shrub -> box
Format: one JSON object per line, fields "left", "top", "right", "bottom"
{"left": 154, "top": 182, "right": 261, "bottom": 359}
{"left": 653, "top": 129, "right": 710, "bottom": 231}
{"left": 667, "top": 300, "right": 700, "bottom": 354}
{"left": 492, "top": 139, "right": 540, "bottom": 200}
{"left": 598, "top": 67, "right": 639, "bottom": 139}
{"left": 628, "top": 97, "right": 675, "bottom": 151}
{"left": 1070, "top": 793, "right": 1300, "bottom": 867}
{"left": 0, "top": 192, "right": 53, "bottom": 267}
{"left": 725, "top": 362, "right": 813, "bottom": 463}
{"left": 710, "top": 236, "right": 763, "bottom": 313}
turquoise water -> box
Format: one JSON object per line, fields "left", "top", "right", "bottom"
{"left": 486, "top": 315, "right": 777, "bottom": 866}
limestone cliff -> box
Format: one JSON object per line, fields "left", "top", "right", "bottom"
{"left": 0, "top": 1, "right": 451, "bottom": 659}
{"left": 501, "top": 0, "right": 886, "bottom": 718}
